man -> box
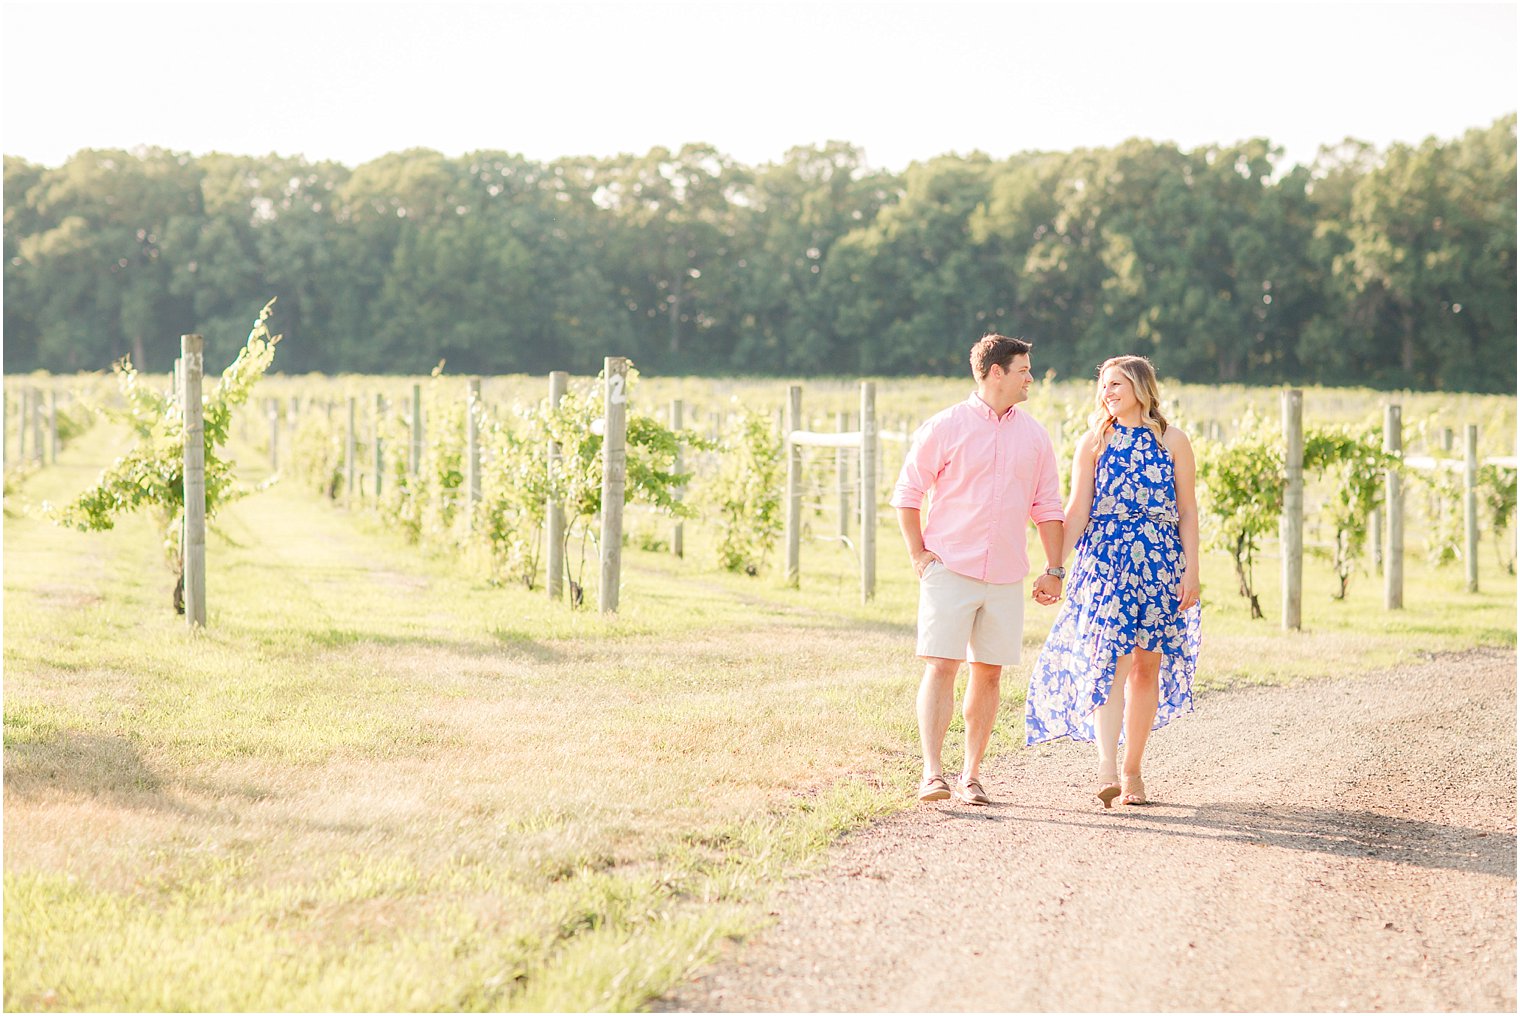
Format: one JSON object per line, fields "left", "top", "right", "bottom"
{"left": 890, "top": 334, "right": 1065, "bottom": 805}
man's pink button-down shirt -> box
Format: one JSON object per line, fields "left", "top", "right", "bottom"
{"left": 889, "top": 393, "right": 1064, "bottom": 584}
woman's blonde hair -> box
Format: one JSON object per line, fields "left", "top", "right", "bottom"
{"left": 1088, "top": 355, "right": 1168, "bottom": 448}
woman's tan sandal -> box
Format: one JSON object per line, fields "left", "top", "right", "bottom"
{"left": 1097, "top": 781, "right": 1121, "bottom": 809}
{"left": 1121, "top": 773, "right": 1148, "bottom": 805}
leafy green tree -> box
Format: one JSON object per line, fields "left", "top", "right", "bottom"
{"left": 1341, "top": 116, "right": 1517, "bottom": 391}
{"left": 4, "top": 125, "right": 1516, "bottom": 387}
{"left": 15, "top": 147, "right": 203, "bottom": 371}
{"left": 3, "top": 157, "right": 47, "bottom": 369}
{"left": 1431, "top": 117, "right": 1517, "bottom": 391}
{"left": 1295, "top": 139, "right": 1385, "bottom": 385}
{"left": 968, "top": 152, "right": 1069, "bottom": 369}
{"left": 1026, "top": 138, "right": 1316, "bottom": 383}
{"left": 824, "top": 155, "right": 1000, "bottom": 375}
{"left": 589, "top": 144, "right": 752, "bottom": 373}
{"left": 258, "top": 161, "right": 351, "bottom": 372}
{"left": 734, "top": 142, "right": 897, "bottom": 374}
{"left": 167, "top": 153, "right": 271, "bottom": 363}
{"left": 377, "top": 210, "right": 538, "bottom": 373}
{"left": 1014, "top": 147, "right": 1124, "bottom": 378}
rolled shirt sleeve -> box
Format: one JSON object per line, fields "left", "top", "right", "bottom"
{"left": 1030, "top": 429, "right": 1065, "bottom": 526}
{"left": 890, "top": 420, "right": 941, "bottom": 511}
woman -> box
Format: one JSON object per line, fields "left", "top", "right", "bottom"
{"left": 1023, "top": 355, "right": 1202, "bottom": 807}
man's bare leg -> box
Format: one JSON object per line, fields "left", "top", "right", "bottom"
{"left": 961, "top": 662, "right": 1003, "bottom": 786}
{"left": 917, "top": 657, "right": 961, "bottom": 794}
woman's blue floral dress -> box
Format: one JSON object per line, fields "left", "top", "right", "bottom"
{"left": 1024, "top": 423, "right": 1202, "bottom": 744}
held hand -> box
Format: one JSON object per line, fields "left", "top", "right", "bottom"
{"left": 1178, "top": 569, "right": 1201, "bottom": 612}
{"left": 912, "top": 550, "right": 942, "bottom": 579}
{"left": 1032, "top": 572, "right": 1062, "bottom": 605}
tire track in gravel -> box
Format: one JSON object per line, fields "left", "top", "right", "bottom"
{"left": 655, "top": 648, "right": 1516, "bottom": 1013}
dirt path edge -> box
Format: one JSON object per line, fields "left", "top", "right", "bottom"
{"left": 655, "top": 648, "right": 1517, "bottom": 1013}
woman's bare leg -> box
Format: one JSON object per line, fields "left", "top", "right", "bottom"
{"left": 1121, "top": 648, "right": 1163, "bottom": 800}
{"left": 1094, "top": 655, "right": 1128, "bottom": 803}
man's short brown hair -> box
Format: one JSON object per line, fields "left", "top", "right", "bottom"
{"left": 970, "top": 333, "right": 1032, "bottom": 380}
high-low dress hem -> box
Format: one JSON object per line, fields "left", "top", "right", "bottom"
{"left": 1024, "top": 424, "right": 1202, "bottom": 746}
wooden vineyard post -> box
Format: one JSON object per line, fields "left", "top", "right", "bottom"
{"left": 784, "top": 385, "right": 802, "bottom": 588}
{"left": 345, "top": 397, "right": 357, "bottom": 507}
{"left": 181, "top": 335, "right": 207, "bottom": 628}
{"left": 410, "top": 383, "right": 423, "bottom": 477}
{"left": 1371, "top": 507, "right": 1383, "bottom": 574}
{"left": 370, "top": 394, "right": 383, "bottom": 498}
{"left": 1464, "top": 424, "right": 1479, "bottom": 593}
{"left": 837, "top": 410, "right": 851, "bottom": 539}
{"left": 670, "top": 398, "right": 685, "bottom": 558}
{"left": 599, "top": 357, "right": 629, "bottom": 613}
{"left": 546, "top": 371, "right": 568, "bottom": 601}
{"left": 14, "top": 389, "right": 25, "bottom": 466}
{"left": 860, "top": 381, "right": 877, "bottom": 602}
{"left": 31, "top": 389, "right": 44, "bottom": 465}
{"left": 466, "top": 378, "right": 482, "bottom": 528}
{"left": 1281, "top": 389, "right": 1303, "bottom": 630}
{"left": 25, "top": 390, "right": 34, "bottom": 465}
{"left": 268, "top": 399, "right": 280, "bottom": 472}
{"left": 1384, "top": 404, "right": 1404, "bottom": 609}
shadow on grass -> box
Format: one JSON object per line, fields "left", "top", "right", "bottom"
{"left": 275, "top": 625, "right": 568, "bottom": 664}
{"left": 267, "top": 604, "right": 904, "bottom": 663}
{"left": 949, "top": 800, "right": 1516, "bottom": 877}
{"left": 4, "top": 730, "right": 187, "bottom": 812}
{"left": 673, "top": 574, "right": 917, "bottom": 636}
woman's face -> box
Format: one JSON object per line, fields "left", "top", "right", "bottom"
{"left": 1099, "top": 366, "right": 1141, "bottom": 419}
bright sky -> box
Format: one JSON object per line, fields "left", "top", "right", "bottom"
{"left": 2, "top": 1, "right": 1515, "bottom": 173}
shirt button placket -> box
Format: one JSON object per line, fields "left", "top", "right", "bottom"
{"left": 988, "top": 417, "right": 1004, "bottom": 578}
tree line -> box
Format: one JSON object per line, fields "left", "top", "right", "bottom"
{"left": 4, "top": 115, "right": 1514, "bottom": 391}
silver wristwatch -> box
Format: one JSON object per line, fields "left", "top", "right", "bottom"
{"left": 1043, "top": 566, "right": 1066, "bottom": 579}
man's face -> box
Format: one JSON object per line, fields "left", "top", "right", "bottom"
{"left": 994, "top": 354, "right": 1034, "bottom": 405}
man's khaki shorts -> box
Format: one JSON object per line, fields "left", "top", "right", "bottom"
{"left": 916, "top": 560, "right": 1025, "bottom": 666}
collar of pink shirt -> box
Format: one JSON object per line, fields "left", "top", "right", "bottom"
{"left": 966, "top": 392, "right": 1016, "bottom": 421}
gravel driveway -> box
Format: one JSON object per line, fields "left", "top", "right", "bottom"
{"left": 655, "top": 648, "right": 1516, "bottom": 1012}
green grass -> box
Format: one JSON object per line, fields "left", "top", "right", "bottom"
{"left": 4, "top": 414, "right": 1514, "bottom": 1012}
